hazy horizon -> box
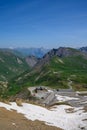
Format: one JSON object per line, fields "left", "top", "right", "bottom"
{"left": 0, "top": 45, "right": 86, "bottom": 50}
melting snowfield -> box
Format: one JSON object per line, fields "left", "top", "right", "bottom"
{"left": 0, "top": 102, "right": 87, "bottom": 130}
{"left": 56, "top": 94, "right": 79, "bottom": 102}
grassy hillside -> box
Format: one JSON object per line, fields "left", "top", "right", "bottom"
{"left": 7, "top": 48, "right": 87, "bottom": 94}
{"left": 0, "top": 50, "right": 29, "bottom": 81}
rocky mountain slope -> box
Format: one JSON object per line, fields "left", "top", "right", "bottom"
{"left": 9, "top": 47, "right": 87, "bottom": 95}
{"left": 33, "top": 47, "right": 86, "bottom": 71}
{"left": 25, "top": 56, "right": 39, "bottom": 67}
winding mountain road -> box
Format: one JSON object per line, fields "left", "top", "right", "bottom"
{"left": 67, "top": 78, "right": 73, "bottom": 89}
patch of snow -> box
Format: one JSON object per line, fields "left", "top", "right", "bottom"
{"left": 48, "top": 90, "right": 53, "bottom": 92}
{"left": 0, "top": 102, "right": 87, "bottom": 130}
{"left": 84, "top": 96, "right": 87, "bottom": 97}
{"left": 56, "top": 94, "right": 79, "bottom": 102}
{"left": 17, "top": 58, "right": 22, "bottom": 64}
{"left": 58, "top": 59, "right": 64, "bottom": 64}
{"left": 80, "top": 101, "right": 87, "bottom": 104}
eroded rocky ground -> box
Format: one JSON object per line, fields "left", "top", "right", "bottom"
{"left": 0, "top": 87, "right": 87, "bottom": 130}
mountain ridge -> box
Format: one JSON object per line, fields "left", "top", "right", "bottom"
{"left": 10, "top": 47, "right": 87, "bottom": 93}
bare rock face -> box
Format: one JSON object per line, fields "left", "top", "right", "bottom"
{"left": 25, "top": 56, "right": 39, "bottom": 67}
{"left": 40, "top": 47, "right": 81, "bottom": 62}
{"left": 79, "top": 47, "right": 87, "bottom": 53}
{"left": 44, "top": 47, "right": 81, "bottom": 58}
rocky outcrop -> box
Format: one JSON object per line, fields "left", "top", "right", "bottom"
{"left": 44, "top": 47, "right": 82, "bottom": 59}
{"left": 25, "top": 56, "right": 39, "bottom": 67}
{"left": 79, "top": 47, "right": 87, "bottom": 53}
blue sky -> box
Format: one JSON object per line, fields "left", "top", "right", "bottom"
{"left": 0, "top": 0, "right": 87, "bottom": 48}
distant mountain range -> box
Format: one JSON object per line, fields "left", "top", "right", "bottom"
{"left": 12, "top": 47, "right": 50, "bottom": 58}
{"left": 1, "top": 46, "right": 87, "bottom": 58}
{"left": 0, "top": 46, "right": 87, "bottom": 97}
{"left": 12, "top": 46, "right": 87, "bottom": 58}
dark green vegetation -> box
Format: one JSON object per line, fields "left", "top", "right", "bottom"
{"left": 1, "top": 47, "right": 87, "bottom": 98}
